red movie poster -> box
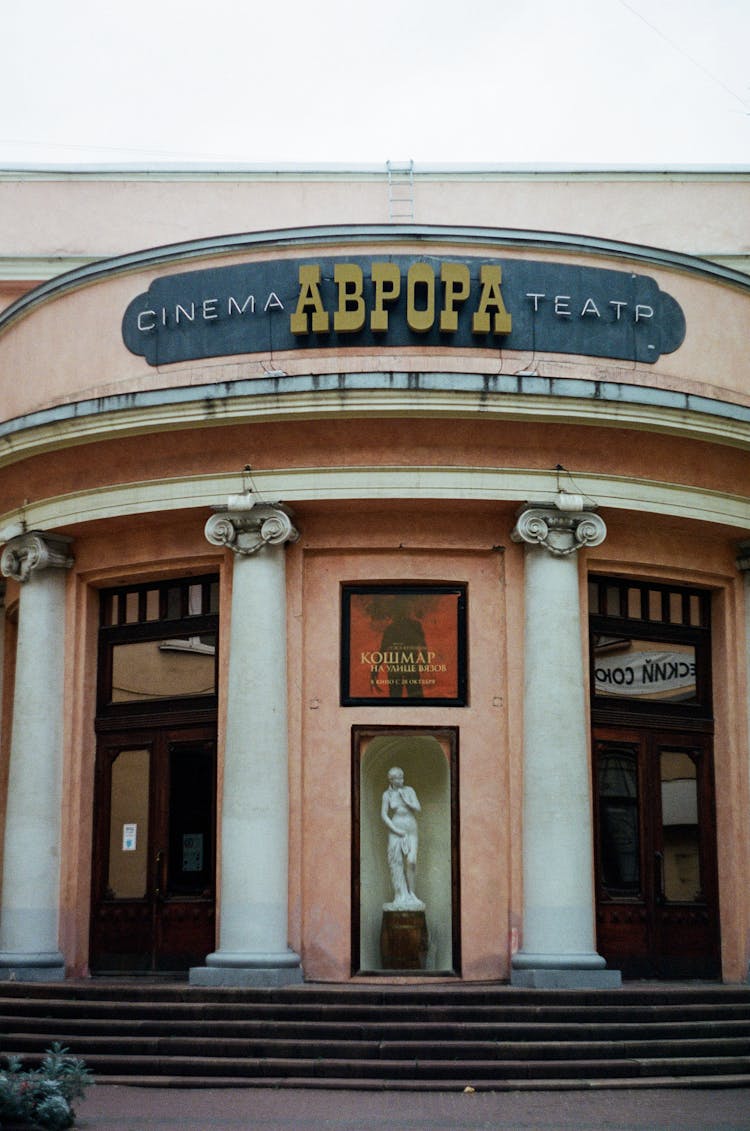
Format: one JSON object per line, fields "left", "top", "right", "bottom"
{"left": 343, "top": 587, "right": 466, "bottom": 704}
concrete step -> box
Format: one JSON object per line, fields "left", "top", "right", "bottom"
{"left": 4, "top": 1032, "right": 750, "bottom": 1063}
{"left": 2, "top": 983, "right": 749, "bottom": 1090}
{"left": 3, "top": 981, "right": 750, "bottom": 1006}
{"left": 4, "top": 1013, "right": 750, "bottom": 1041}
{"left": 87, "top": 1072, "right": 750, "bottom": 1092}
{"left": 6, "top": 997, "right": 750, "bottom": 1024}
{"left": 16, "top": 1051, "right": 750, "bottom": 1082}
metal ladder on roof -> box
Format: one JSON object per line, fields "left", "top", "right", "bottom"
{"left": 387, "top": 160, "right": 415, "bottom": 223}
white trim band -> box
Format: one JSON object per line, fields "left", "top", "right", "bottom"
{"left": 0, "top": 466, "right": 748, "bottom": 541}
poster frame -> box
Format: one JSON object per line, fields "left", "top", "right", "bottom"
{"left": 340, "top": 582, "right": 468, "bottom": 707}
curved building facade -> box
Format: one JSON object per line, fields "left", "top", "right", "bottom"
{"left": 0, "top": 166, "right": 749, "bottom": 986}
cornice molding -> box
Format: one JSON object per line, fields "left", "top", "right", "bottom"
{"left": 0, "top": 256, "right": 95, "bottom": 282}
{"left": 0, "top": 466, "right": 748, "bottom": 542}
{"left": 1, "top": 374, "right": 750, "bottom": 472}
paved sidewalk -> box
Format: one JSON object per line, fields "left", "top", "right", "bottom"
{"left": 75, "top": 1084, "right": 750, "bottom": 1130}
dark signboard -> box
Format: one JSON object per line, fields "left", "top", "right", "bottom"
{"left": 122, "top": 254, "right": 685, "bottom": 367}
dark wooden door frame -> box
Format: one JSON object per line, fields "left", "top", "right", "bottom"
{"left": 90, "top": 722, "right": 217, "bottom": 973}
{"left": 592, "top": 723, "right": 720, "bottom": 979}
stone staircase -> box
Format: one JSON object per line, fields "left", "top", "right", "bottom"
{"left": 2, "top": 982, "right": 750, "bottom": 1091}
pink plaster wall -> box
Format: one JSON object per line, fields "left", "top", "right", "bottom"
{"left": 48, "top": 498, "right": 750, "bottom": 981}
{"left": 1, "top": 240, "right": 749, "bottom": 426}
{"left": 0, "top": 174, "right": 748, "bottom": 259}
{"left": 1, "top": 416, "right": 748, "bottom": 526}
{"left": 1, "top": 203, "right": 747, "bottom": 981}
{"left": 294, "top": 505, "right": 515, "bottom": 981}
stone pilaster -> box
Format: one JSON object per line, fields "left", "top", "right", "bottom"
{"left": 190, "top": 500, "right": 303, "bottom": 986}
{"left": 510, "top": 503, "right": 620, "bottom": 987}
{"left": 0, "top": 532, "right": 73, "bottom": 981}
{"left": 0, "top": 583, "right": 5, "bottom": 766}
{"left": 736, "top": 541, "right": 750, "bottom": 985}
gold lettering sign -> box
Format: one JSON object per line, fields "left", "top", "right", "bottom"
{"left": 472, "top": 265, "right": 512, "bottom": 334}
{"left": 333, "top": 263, "right": 365, "bottom": 333}
{"left": 370, "top": 262, "right": 400, "bottom": 332}
{"left": 123, "top": 253, "right": 686, "bottom": 367}
{"left": 292, "top": 259, "right": 513, "bottom": 339}
{"left": 290, "top": 264, "right": 329, "bottom": 334}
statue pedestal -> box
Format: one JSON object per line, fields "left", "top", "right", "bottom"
{"left": 380, "top": 910, "right": 428, "bottom": 970}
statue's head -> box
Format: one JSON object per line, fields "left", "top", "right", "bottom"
{"left": 387, "top": 767, "right": 404, "bottom": 786}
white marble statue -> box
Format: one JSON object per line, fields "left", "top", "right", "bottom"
{"left": 381, "top": 767, "right": 425, "bottom": 911}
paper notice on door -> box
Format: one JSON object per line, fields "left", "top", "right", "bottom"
{"left": 122, "top": 823, "right": 137, "bottom": 852}
{"left": 182, "top": 833, "right": 204, "bottom": 872}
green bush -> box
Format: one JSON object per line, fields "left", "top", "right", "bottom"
{"left": 0, "top": 1043, "right": 93, "bottom": 1129}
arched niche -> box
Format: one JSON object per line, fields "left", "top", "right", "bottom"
{"left": 353, "top": 727, "right": 459, "bottom": 974}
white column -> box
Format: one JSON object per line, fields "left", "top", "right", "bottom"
{"left": 510, "top": 503, "right": 620, "bottom": 987}
{"left": 0, "top": 532, "right": 73, "bottom": 981}
{"left": 191, "top": 500, "right": 302, "bottom": 986}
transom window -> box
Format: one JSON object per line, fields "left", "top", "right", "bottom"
{"left": 101, "top": 576, "right": 218, "bottom": 626}
{"left": 589, "top": 576, "right": 712, "bottom": 720}
{"left": 98, "top": 575, "right": 219, "bottom": 719}
{"left": 588, "top": 577, "right": 709, "bottom": 629}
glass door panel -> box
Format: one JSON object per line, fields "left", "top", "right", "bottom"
{"left": 597, "top": 746, "right": 641, "bottom": 896}
{"left": 659, "top": 749, "right": 701, "bottom": 903}
{"left": 168, "top": 742, "right": 214, "bottom": 897}
{"left": 107, "top": 748, "right": 150, "bottom": 899}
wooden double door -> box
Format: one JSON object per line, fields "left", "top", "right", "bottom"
{"left": 593, "top": 725, "right": 720, "bottom": 979}
{"left": 90, "top": 724, "right": 216, "bottom": 973}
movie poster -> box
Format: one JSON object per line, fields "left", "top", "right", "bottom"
{"left": 341, "top": 585, "right": 467, "bottom": 706}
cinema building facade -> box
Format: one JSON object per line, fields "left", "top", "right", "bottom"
{"left": 0, "top": 166, "right": 749, "bottom": 987}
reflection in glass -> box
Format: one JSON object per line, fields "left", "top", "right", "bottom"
{"left": 108, "top": 748, "right": 150, "bottom": 899}
{"left": 125, "top": 591, "right": 139, "bottom": 623}
{"left": 660, "top": 749, "right": 702, "bottom": 902}
{"left": 648, "top": 589, "right": 663, "bottom": 621}
{"left": 669, "top": 592, "right": 683, "bottom": 624}
{"left": 111, "top": 633, "right": 216, "bottom": 703}
{"left": 597, "top": 747, "right": 640, "bottom": 894}
{"left": 146, "top": 589, "right": 160, "bottom": 621}
{"left": 168, "top": 744, "right": 213, "bottom": 896}
{"left": 593, "top": 637, "right": 697, "bottom": 703}
{"left": 627, "top": 587, "right": 641, "bottom": 619}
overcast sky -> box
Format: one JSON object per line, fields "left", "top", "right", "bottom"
{"left": 1, "top": 0, "right": 748, "bottom": 167}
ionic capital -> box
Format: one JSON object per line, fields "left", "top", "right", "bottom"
{"left": 205, "top": 503, "right": 299, "bottom": 557}
{"left": 736, "top": 540, "right": 750, "bottom": 574}
{"left": 511, "top": 504, "right": 606, "bottom": 558}
{"left": 0, "top": 531, "right": 74, "bottom": 583}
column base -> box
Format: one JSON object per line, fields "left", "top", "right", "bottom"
{"left": 511, "top": 967, "right": 622, "bottom": 988}
{"left": 189, "top": 950, "right": 304, "bottom": 987}
{"left": 511, "top": 952, "right": 622, "bottom": 988}
{"left": 0, "top": 951, "right": 65, "bottom": 982}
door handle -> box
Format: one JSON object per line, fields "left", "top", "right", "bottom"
{"left": 655, "top": 851, "right": 665, "bottom": 904}
{"left": 154, "top": 850, "right": 166, "bottom": 898}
